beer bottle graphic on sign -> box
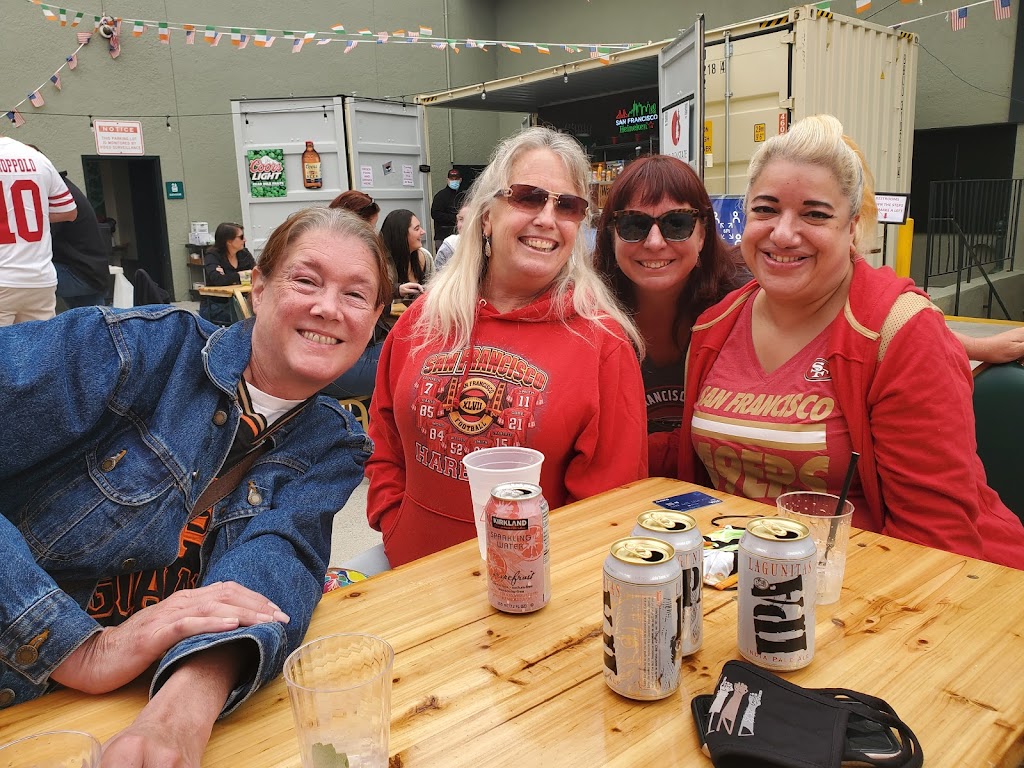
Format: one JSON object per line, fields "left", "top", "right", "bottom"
{"left": 302, "top": 141, "right": 322, "bottom": 189}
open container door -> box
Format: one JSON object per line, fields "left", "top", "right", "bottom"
{"left": 344, "top": 98, "right": 430, "bottom": 235}
{"left": 659, "top": 15, "right": 705, "bottom": 179}
{"left": 231, "top": 96, "right": 349, "bottom": 256}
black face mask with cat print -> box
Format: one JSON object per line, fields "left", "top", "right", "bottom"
{"left": 691, "top": 660, "right": 922, "bottom": 768}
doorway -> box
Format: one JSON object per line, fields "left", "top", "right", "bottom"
{"left": 81, "top": 155, "right": 173, "bottom": 299}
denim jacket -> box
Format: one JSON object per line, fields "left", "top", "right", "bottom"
{"left": 0, "top": 306, "right": 370, "bottom": 714}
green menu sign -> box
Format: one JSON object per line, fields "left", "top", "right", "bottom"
{"left": 165, "top": 181, "right": 184, "bottom": 200}
{"left": 246, "top": 148, "right": 287, "bottom": 198}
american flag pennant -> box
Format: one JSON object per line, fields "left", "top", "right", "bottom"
{"left": 238, "top": 34, "right": 249, "bottom": 49}
{"left": 132, "top": 20, "right": 145, "bottom": 37}
{"left": 29, "top": 90, "right": 45, "bottom": 108}
{"left": 185, "top": 28, "right": 196, "bottom": 44}
{"left": 951, "top": 7, "right": 968, "bottom": 29}
{"left": 344, "top": 40, "right": 358, "bottom": 53}
{"left": 377, "top": 31, "right": 389, "bottom": 44}
{"left": 7, "top": 110, "right": 25, "bottom": 128}
{"left": 292, "top": 32, "right": 315, "bottom": 52}
{"left": 76, "top": 31, "right": 91, "bottom": 44}
{"left": 994, "top": 0, "right": 1012, "bottom": 20}
{"left": 41, "top": 5, "right": 57, "bottom": 21}
{"left": 466, "top": 39, "right": 477, "bottom": 48}
{"left": 331, "top": 24, "right": 345, "bottom": 33}
{"left": 50, "top": 73, "right": 61, "bottom": 90}
{"left": 419, "top": 26, "right": 432, "bottom": 36}
{"left": 211, "top": 33, "right": 224, "bottom": 47}
{"left": 59, "top": 8, "right": 67, "bottom": 26}
{"left": 409, "top": 31, "right": 420, "bottom": 43}
{"left": 316, "top": 38, "right": 331, "bottom": 45}
{"left": 205, "top": 26, "right": 217, "bottom": 44}
{"left": 66, "top": 53, "right": 77, "bottom": 69}
{"left": 70, "top": 11, "right": 83, "bottom": 26}
{"left": 855, "top": 0, "right": 871, "bottom": 12}
{"left": 109, "top": 29, "right": 121, "bottom": 59}
{"left": 536, "top": 44, "right": 550, "bottom": 54}
{"left": 230, "top": 28, "right": 242, "bottom": 46}
{"left": 431, "top": 41, "right": 447, "bottom": 50}
{"left": 158, "top": 22, "right": 169, "bottom": 43}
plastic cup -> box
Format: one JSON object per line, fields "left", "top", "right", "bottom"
{"left": 776, "top": 491, "right": 854, "bottom": 605}
{"left": 284, "top": 633, "right": 394, "bottom": 768}
{"left": 462, "top": 447, "right": 544, "bottom": 559}
{"left": 0, "top": 730, "right": 101, "bottom": 767}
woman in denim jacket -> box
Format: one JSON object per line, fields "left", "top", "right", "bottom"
{"left": 0, "top": 207, "right": 391, "bottom": 765}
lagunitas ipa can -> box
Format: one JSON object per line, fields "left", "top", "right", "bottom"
{"left": 738, "top": 518, "right": 817, "bottom": 671}
{"left": 632, "top": 510, "right": 703, "bottom": 656}
{"left": 602, "top": 537, "right": 683, "bottom": 700}
{"left": 486, "top": 482, "right": 550, "bottom": 613}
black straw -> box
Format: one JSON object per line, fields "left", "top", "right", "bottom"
{"left": 836, "top": 452, "right": 860, "bottom": 516}
{"left": 826, "top": 452, "right": 860, "bottom": 559}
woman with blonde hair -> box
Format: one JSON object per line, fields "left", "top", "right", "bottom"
{"left": 678, "top": 114, "right": 1023, "bottom": 568}
{"left": 367, "top": 126, "right": 648, "bottom": 566}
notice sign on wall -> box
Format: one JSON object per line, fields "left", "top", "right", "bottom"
{"left": 875, "top": 193, "right": 910, "bottom": 224}
{"left": 246, "top": 148, "right": 287, "bottom": 198}
{"left": 94, "top": 120, "right": 144, "bottom": 155}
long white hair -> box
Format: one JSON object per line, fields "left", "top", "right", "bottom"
{"left": 413, "top": 126, "right": 643, "bottom": 354}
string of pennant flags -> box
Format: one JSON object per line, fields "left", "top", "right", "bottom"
{"left": 5, "top": 39, "right": 88, "bottom": 127}
{"left": 25, "top": 0, "right": 642, "bottom": 58}
{"left": 845, "top": 0, "right": 1013, "bottom": 28}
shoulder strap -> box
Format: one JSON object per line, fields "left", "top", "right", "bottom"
{"left": 816, "top": 687, "right": 924, "bottom": 767}
{"left": 190, "top": 443, "right": 269, "bottom": 519}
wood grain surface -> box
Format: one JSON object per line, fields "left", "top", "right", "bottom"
{"left": 3, "top": 478, "right": 1023, "bottom": 767}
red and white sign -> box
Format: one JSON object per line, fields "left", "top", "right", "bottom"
{"left": 93, "top": 120, "right": 145, "bottom": 155}
{"left": 662, "top": 101, "right": 691, "bottom": 164}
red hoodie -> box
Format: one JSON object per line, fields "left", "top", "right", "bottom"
{"left": 679, "top": 259, "right": 1024, "bottom": 569}
{"left": 367, "top": 290, "right": 648, "bottom": 566}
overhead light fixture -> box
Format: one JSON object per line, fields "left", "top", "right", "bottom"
{"left": 563, "top": 67, "right": 569, "bottom": 84}
{"left": 481, "top": 84, "right": 487, "bottom": 101}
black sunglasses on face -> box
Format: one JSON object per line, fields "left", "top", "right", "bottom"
{"left": 495, "top": 184, "right": 589, "bottom": 222}
{"left": 612, "top": 209, "right": 701, "bottom": 243}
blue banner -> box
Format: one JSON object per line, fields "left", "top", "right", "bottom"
{"left": 710, "top": 196, "right": 746, "bottom": 247}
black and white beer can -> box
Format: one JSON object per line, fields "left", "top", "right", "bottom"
{"left": 631, "top": 510, "right": 703, "bottom": 656}
{"left": 602, "top": 537, "right": 683, "bottom": 700}
{"left": 737, "top": 517, "right": 817, "bottom": 671}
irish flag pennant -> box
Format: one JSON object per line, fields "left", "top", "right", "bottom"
{"left": 505, "top": 43, "right": 522, "bottom": 53}
{"left": 855, "top": 0, "right": 871, "bottom": 12}
{"left": 70, "top": 11, "right": 83, "bottom": 26}
{"left": 59, "top": 8, "right": 67, "bottom": 26}
{"left": 357, "top": 28, "right": 372, "bottom": 36}
{"left": 132, "top": 20, "right": 145, "bottom": 37}
{"left": 158, "top": 22, "right": 169, "bottom": 43}
{"left": 420, "top": 25, "right": 432, "bottom": 36}
{"left": 41, "top": 5, "right": 58, "bottom": 21}
{"left": 536, "top": 44, "right": 550, "bottom": 54}
{"left": 331, "top": 24, "right": 345, "bottom": 33}
{"left": 230, "top": 28, "right": 242, "bottom": 46}
{"left": 205, "top": 26, "right": 217, "bottom": 44}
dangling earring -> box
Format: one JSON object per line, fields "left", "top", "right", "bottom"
{"left": 483, "top": 235, "right": 491, "bottom": 261}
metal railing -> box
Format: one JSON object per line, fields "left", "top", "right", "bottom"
{"left": 924, "top": 178, "right": 1021, "bottom": 319}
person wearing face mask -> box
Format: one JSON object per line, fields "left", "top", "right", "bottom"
{"left": 431, "top": 168, "right": 464, "bottom": 252}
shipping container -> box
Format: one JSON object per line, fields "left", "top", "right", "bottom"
{"left": 417, "top": 5, "right": 918, "bottom": 266}
{"left": 230, "top": 96, "right": 430, "bottom": 255}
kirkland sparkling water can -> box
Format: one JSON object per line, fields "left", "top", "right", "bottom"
{"left": 738, "top": 518, "right": 817, "bottom": 671}
{"left": 632, "top": 510, "right": 703, "bottom": 656}
{"left": 486, "top": 482, "right": 550, "bottom": 613}
{"left": 602, "top": 537, "right": 683, "bottom": 700}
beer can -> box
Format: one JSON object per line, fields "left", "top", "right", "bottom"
{"left": 632, "top": 510, "right": 703, "bottom": 656}
{"left": 738, "top": 518, "right": 817, "bottom": 671}
{"left": 602, "top": 537, "right": 683, "bottom": 700}
{"left": 486, "top": 482, "right": 550, "bottom": 613}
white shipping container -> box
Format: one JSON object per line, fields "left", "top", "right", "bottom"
{"left": 417, "top": 5, "right": 918, "bottom": 266}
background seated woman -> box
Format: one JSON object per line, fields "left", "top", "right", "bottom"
{"left": 200, "top": 221, "right": 256, "bottom": 326}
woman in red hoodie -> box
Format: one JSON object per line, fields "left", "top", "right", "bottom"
{"left": 366, "top": 127, "right": 648, "bottom": 566}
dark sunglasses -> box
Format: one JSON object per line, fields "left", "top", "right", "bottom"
{"left": 495, "top": 184, "right": 589, "bottom": 222}
{"left": 612, "top": 209, "right": 701, "bottom": 243}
